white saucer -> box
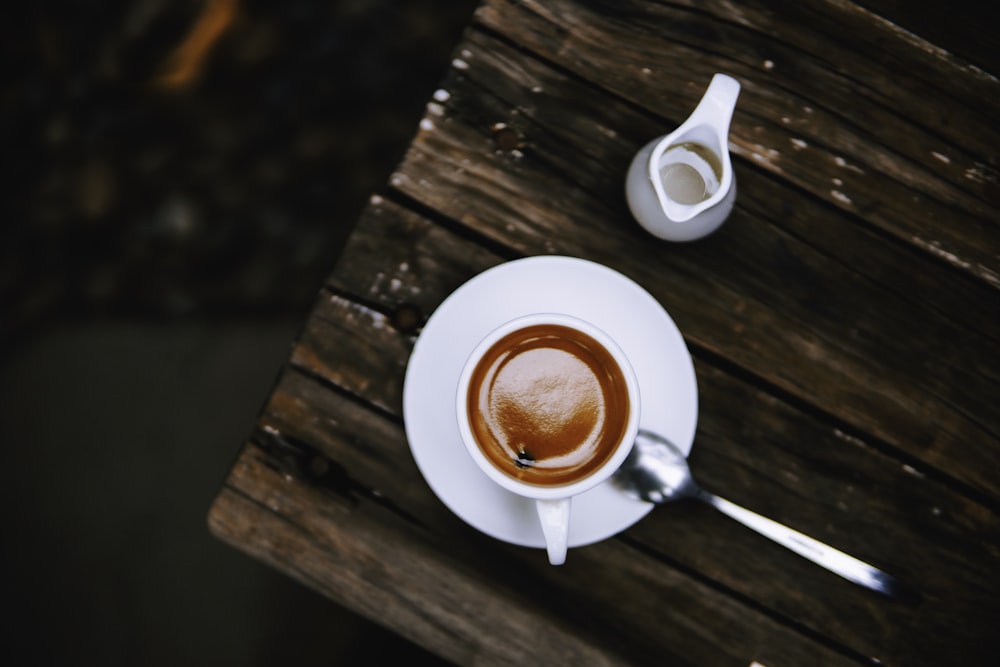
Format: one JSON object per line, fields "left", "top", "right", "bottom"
{"left": 402, "top": 256, "right": 698, "bottom": 550}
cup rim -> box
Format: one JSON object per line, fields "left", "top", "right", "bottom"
{"left": 455, "top": 312, "right": 640, "bottom": 501}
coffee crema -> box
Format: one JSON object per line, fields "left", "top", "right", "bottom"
{"left": 465, "top": 324, "right": 631, "bottom": 486}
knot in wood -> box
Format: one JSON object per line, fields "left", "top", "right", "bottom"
{"left": 490, "top": 123, "right": 525, "bottom": 151}
{"left": 391, "top": 302, "right": 424, "bottom": 334}
{"left": 307, "top": 455, "right": 331, "bottom": 480}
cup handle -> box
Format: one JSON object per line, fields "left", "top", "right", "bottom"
{"left": 535, "top": 498, "right": 571, "bottom": 565}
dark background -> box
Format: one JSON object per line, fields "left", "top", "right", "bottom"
{"left": 2, "top": 0, "right": 476, "bottom": 664}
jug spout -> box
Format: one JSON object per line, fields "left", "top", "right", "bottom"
{"left": 654, "top": 73, "right": 739, "bottom": 223}
{"left": 625, "top": 73, "right": 741, "bottom": 240}
{"left": 685, "top": 73, "right": 741, "bottom": 139}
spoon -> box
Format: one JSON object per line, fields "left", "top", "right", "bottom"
{"left": 613, "top": 430, "right": 910, "bottom": 598}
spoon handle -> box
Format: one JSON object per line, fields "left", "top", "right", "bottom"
{"left": 698, "top": 491, "right": 908, "bottom": 598}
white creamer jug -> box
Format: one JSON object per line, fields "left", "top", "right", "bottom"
{"left": 626, "top": 74, "right": 741, "bottom": 241}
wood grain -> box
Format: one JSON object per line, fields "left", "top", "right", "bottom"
{"left": 474, "top": 0, "right": 999, "bottom": 285}
{"left": 212, "top": 375, "right": 862, "bottom": 667}
{"left": 389, "top": 27, "right": 1000, "bottom": 501}
{"left": 210, "top": 198, "right": 1000, "bottom": 664}
{"left": 209, "top": 1, "right": 1000, "bottom": 665}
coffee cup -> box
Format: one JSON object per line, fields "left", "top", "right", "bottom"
{"left": 456, "top": 313, "right": 641, "bottom": 564}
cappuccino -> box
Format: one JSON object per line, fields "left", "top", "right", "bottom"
{"left": 465, "top": 323, "right": 631, "bottom": 486}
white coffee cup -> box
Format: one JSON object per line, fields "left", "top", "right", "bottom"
{"left": 455, "top": 313, "right": 641, "bottom": 564}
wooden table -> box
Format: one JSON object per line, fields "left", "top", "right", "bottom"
{"left": 208, "top": 1, "right": 999, "bottom": 664}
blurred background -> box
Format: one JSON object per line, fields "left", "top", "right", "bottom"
{"left": 2, "top": 0, "right": 476, "bottom": 664}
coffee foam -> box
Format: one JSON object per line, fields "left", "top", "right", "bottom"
{"left": 467, "top": 324, "right": 629, "bottom": 486}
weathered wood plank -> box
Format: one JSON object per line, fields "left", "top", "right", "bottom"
{"left": 475, "top": 0, "right": 1000, "bottom": 185}
{"left": 208, "top": 464, "right": 629, "bottom": 667}
{"left": 857, "top": 0, "right": 998, "bottom": 71}
{"left": 667, "top": 362, "right": 1000, "bottom": 666}
{"left": 474, "top": 0, "right": 1000, "bottom": 287}
{"left": 396, "top": 24, "right": 997, "bottom": 346}
{"left": 385, "top": 30, "right": 1000, "bottom": 500}
{"left": 209, "top": 4, "right": 1000, "bottom": 666}
{"left": 289, "top": 200, "right": 1000, "bottom": 665}
{"left": 211, "top": 380, "right": 863, "bottom": 667}
{"left": 326, "top": 193, "right": 509, "bottom": 320}
{"left": 290, "top": 291, "right": 411, "bottom": 417}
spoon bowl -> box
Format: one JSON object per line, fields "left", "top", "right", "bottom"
{"left": 614, "top": 430, "right": 701, "bottom": 503}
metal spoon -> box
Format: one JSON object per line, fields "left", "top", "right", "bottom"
{"left": 613, "top": 430, "right": 909, "bottom": 598}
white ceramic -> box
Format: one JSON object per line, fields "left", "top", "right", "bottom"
{"left": 455, "top": 313, "right": 641, "bottom": 565}
{"left": 402, "top": 256, "right": 698, "bottom": 558}
{"left": 626, "top": 73, "right": 741, "bottom": 241}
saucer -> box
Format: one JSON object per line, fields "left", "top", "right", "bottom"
{"left": 402, "top": 256, "right": 698, "bottom": 549}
